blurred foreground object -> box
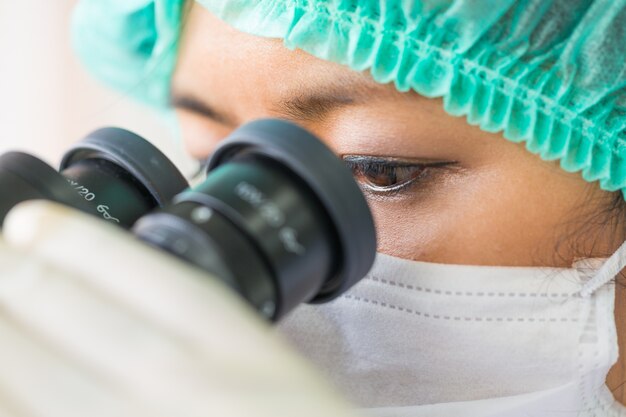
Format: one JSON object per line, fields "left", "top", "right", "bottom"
{"left": 0, "top": 201, "right": 359, "bottom": 417}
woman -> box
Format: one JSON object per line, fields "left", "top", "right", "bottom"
{"left": 74, "top": 0, "right": 626, "bottom": 415}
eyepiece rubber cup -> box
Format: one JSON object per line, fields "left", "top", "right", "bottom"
{"left": 60, "top": 127, "right": 189, "bottom": 206}
{"left": 205, "top": 118, "right": 377, "bottom": 303}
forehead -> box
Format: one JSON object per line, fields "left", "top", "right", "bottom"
{"left": 170, "top": 2, "right": 479, "bottom": 159}
{"left": 173, "top": 3, "right": 401, "bottom": 101}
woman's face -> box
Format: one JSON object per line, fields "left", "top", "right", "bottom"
{"left": 171, "top": 3, "right": 614, "bottom": 268}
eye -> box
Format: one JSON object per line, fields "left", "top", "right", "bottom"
{"left": 342, "top": 155, "right": 455, "bottom": 195}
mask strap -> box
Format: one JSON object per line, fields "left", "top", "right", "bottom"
{"left": 579, "top": 238, "right": 626, "bottom": 298}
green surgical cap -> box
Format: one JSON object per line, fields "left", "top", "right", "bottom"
{"left": 72, "top": 0, "right": 626, "bottom": 199}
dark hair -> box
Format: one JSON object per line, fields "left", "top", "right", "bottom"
{"left": 551, "top": 184, "right": 626, "bottom": 284}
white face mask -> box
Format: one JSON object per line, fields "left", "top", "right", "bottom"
{"left": 275, "top": 240, "right": 626, "bottom": 417}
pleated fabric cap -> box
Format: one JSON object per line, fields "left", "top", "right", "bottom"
{"left": 72, "top": 0, "right": 626, "bottom": 199}
{"left": 72, "top": 0, "right": 184, "bottom": 107}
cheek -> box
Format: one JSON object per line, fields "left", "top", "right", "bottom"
{"left": 175, "top": 110, "right": 233, "bottom": 159}
{"left": 367, "top": 158, "right": 593, "bottom": 267}
{"left": 365, "top": 183, "right": 467, "bottom": 263}
{"left": 370, "top": 202, "right": 442, "bottom": 261}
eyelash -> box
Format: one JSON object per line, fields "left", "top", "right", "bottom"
{"left": 342, "top": 156, "right": 455, "bottom": 196}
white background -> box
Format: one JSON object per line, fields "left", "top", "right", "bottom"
{"left": 0, "top": 0, "right": 196, "bottom": 175}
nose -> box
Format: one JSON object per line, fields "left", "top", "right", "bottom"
{"left": 176, "top": 110, "right": 236, "bottom": 160}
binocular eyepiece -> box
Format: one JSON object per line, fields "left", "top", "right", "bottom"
{"left": 0, "top": 119, "right": 376, "bottom": 321}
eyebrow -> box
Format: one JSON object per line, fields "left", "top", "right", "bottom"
{"left": 170, "top": 75, "right": 397, "bottom": 125}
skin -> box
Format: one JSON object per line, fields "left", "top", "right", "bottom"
{"left": 172, "top": 3, "right": 626, "bottom": 405}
